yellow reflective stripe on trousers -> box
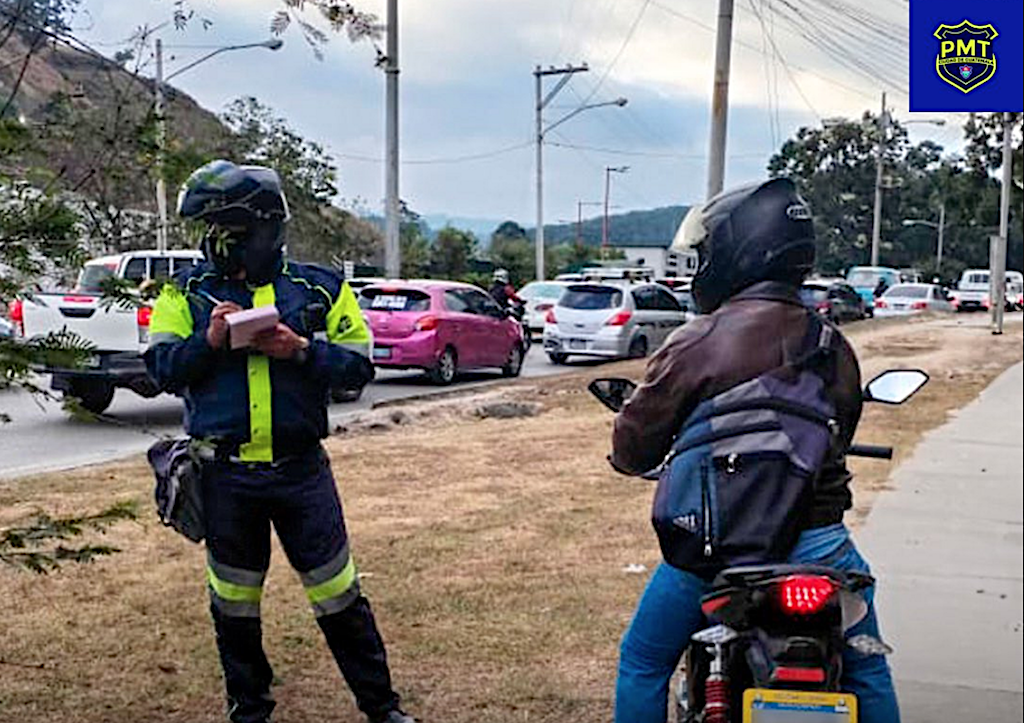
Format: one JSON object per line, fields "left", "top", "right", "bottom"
{"left": 239, "top": 283, "right": 275, "bottom": 462}
{"left": 305, "top": 555, "right": 357, "bottom": 605}
{"left": 207, "top": 566, "right": 263, "bottom": 603}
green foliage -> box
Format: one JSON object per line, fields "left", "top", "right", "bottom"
{"left": 221, "top": 96, "right": 379, "bottom": 265}
{"left": 768, "top": 114, "right": 1022, "bottom": 278}
{"left": 0, "top": 500, "right": 138, "bottom": 573}
{"left": 431, "top": 226, "right": 477, "bottom": 279}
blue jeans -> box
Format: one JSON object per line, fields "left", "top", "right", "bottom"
{"left": 615, "top": 524, "right": 900, "bottom": 723}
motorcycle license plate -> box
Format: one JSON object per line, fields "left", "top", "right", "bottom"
{"left": 743, "top": 689, "right": 857, "bottom": 722}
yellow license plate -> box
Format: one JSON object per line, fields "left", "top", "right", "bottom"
{"left": 743, "top": 689, "right": 857, "bottom": 723}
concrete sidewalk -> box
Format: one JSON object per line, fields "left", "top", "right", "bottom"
{"left": 856, "top": 362, "right": 1024, "bottom": 722}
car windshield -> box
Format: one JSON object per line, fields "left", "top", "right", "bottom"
{"left": 359, "top": 288, "right": 432, "bottom": 312}
{"left": 76, "top": 264, "right": 115, "bottom": 292}
{"left": 884, "top": 285, "right": 928, "bottom": 299}
{"left": 560, "top": 285, "right": 623, "bottom": 310}
{"left": 520, "top": 282, "right": 564, "bottom": 300}
{"left": 800, "top": 286, "right": 829, "bottom": 303}
{"left": 847, "top": 270, "right": 887, "bottom": 287}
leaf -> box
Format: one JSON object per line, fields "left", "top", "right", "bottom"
{"left": 271, "top": 10, "right": 292, "bottom": 36}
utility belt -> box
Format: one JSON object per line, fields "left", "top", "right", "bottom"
{"left": 203, "top": 439, "right": 325, "bottom": 468}
{"left": 147, "top": 437, "right": 324, "bottom": 543}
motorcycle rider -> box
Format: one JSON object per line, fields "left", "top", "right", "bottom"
{"left": 145, "top": 160, "right": 414, "bottom": 723}
{"left": 488, "top": 268, "right": 523, "bottom": 308}
{"left": 610, "top": 178, "right": 899, "bottom": 723}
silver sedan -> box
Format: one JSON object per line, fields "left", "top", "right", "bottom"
{"left": 873, "top": 283, "right": 954, "bottom": 316}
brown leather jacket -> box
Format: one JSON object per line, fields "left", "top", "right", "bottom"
{"left": 611, "top": 281, "right": 862, "bottom": 527}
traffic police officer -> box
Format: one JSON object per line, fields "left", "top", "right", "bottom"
{"left": 145, "top": 160, "right": 414, "bottom": 723}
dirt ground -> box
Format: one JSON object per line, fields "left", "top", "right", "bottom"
{"left": 1, "top": 316, "right": 1021, "bottom": 723}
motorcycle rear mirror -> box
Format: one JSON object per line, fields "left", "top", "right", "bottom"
{"left": 588, "top": 378, "right": 637, "bottom": 412}
{"left": 863, "top": 369, "right": 929, "bottom": 405}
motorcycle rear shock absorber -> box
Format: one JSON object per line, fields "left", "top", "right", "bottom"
{"left": 703, "top": 644, "right": 730, "bottom": 723}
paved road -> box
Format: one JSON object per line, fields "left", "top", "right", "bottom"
{"left": 0, "top": 344, "right": 601, "bottom": 479}
{"left": 856, "top": 363, "right": 1023, "bottom": 721}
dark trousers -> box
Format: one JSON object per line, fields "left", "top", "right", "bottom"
{"left": 202, "top": 450, "right": 401, "bottom": 723}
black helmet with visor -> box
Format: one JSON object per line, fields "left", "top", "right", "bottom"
{"left": 177, "top": 160, "right": 291, "bottom": 285}
{"left": 672, "top": 177, "right": 815, "bottom": 313}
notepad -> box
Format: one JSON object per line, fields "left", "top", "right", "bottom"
{"left": 225, "top": 306, "right": 280, "bottom": 350}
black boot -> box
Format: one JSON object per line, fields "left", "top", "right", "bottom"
{"left": 317, "top": 595, "right": 402, "bottom": 720}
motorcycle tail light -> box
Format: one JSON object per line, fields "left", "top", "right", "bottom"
{"left": 606, "top": 311, "right": 632, "bottom": 326}
{"left": 545, "top": 309, "right": 557, "bottom": 324}
{"left": 414, "top": 315, "right": 438, "bottom": 332}
{"left": 772, "top": 666, "right": 826, "bottom": 684}
{"left": 700, "top": 594, "right": 731, "bottom": 617}
{"left": 778, "top": 575, "right": 836, "bottom": 615}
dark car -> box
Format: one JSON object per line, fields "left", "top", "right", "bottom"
{"left": 800, "top": 279, "right": 866, "bottom": 323}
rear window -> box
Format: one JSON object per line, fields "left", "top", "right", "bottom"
{"left": 76, "top": 264, "right": 115, "bottom": 292}
{"left": 520, "top": 282, "right": 564, "bottom": 300}
{"left": 800, "top": 286, "right": 829, "bottom": 303}
{"left": 884, "top": 285, "right": 928, "bottom": 299}
{"left": 560, "top": 285, "right": 623, "bottom": 310}
{"left": 965, "top": 272, "right": 989, "bottom": 285}
{"left": 359, "top": 288, "right": 432, "bottom": 312}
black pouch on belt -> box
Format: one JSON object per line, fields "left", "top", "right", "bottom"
{"left": 147, "top": 438, "right": 205, "bottom": 543}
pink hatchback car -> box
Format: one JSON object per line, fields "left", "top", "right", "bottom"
{"left": 358, "top": 281, "right": 526, "bottom": 385}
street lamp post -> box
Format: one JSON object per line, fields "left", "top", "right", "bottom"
{"left": 153, "top": 37, "right": 284, "bottom": 252}
{"left": 869, "top": 94, "right": 945, "bottom": 267}
{"left": 602, "top": 166, "right": 629, "bottom": 258}
{"left": 534, "top": 63, "right": 626, "bottom": 281}
{"left": 902, "top": 200, "right": 946, "bottom": 274}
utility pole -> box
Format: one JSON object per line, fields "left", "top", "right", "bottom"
{"left": 936, "top": 200, "right": 945, "bottom": 274}
{"left": 383, "top": 0, "right": 400, "bottom": 279}
{"left": 991, "top": 112, "right": 1012, "bottom": 335}
{"left": 577, "top": 200, "right": 602, "bottom": 247}
{"left": 154, "top": 38, "right": 167, "bottom": 253}
{"left": 535, "top": 63, "right": 590, "bottom": 281}
{"left": 602, "top": 166, "right": 629, "bottom": 258}
{"left": 870, "top": 91, "right": 888, "bottom": 267}
{"left": 705, "top": 0, "right": 734, "bottom": 199}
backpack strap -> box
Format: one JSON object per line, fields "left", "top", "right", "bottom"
{"left": 784, "top": 310, "right": 838, "bottom": 384}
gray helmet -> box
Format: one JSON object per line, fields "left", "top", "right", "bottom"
{"left": 177, "top": 160, "right": 291, "bottom": 285}
{"left": 493, "top": 268, "right": 510, "bottom": 284}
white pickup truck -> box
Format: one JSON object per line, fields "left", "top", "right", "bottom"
{"left": 952, "top": 269, "right": 1024, "bottom": 312}
{"left": 13, "top": 249, "right": 203, "bottom": 413}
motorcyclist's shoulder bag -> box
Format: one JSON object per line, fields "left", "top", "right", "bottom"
{"left": 652, "top": 311, "right": 841, "bottom": 579}
{"left": 147, "top": 438, "right": 207, "bottom": 543}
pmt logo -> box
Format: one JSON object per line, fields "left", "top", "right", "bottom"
{"left": 933, "top": 20, "right": 998, "bottom": 93}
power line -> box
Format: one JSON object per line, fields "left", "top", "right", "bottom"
{"left": 332, "top": 140, "right": 533, "bottom": 166}
{"left": 575, "top": 0, "right": 652, "bottom": 107}
{"left": 548, "top": 140, "right": 768, "bottom": 159}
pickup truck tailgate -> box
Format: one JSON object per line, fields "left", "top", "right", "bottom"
{"left": 22, "top": 293, "right": 142, "bottom": 353}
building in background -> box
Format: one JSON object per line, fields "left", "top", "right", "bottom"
{"left": 610, "top": 238, "right": 698, "bottom": 278}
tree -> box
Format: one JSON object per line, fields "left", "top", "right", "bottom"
{"left": 398, "top": 202, "right": 429, "bottom": 278}
{"left": 221, "top": 96, "right": 377, "bottom": 265}
{"left": 431, "top": 226, "right": 476, "bottom": 280}
{"left": 489, "top": 221, "right": 533, "bottom": 283}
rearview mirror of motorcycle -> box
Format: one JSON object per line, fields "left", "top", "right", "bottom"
{"left": 588, "top": 378, "right": 637, "bottom": 412}
{"left": 863, "top": 369, "right": 929, "bottom": 405}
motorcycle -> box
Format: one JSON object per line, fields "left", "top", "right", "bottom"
{"left": 507, "top": 299, "right": 532, "bottom": 352}
{"left": 589, "top": 368, "right": 929, "bottom": 723}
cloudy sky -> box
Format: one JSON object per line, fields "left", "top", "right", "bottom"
{"left": 79, "top": 0, "right": 964, "bottom": 227}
